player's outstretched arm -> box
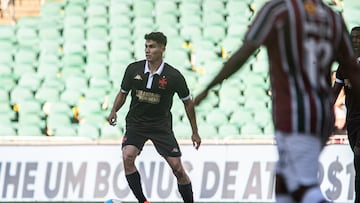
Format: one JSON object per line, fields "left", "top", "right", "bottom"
{"left": 194, "top": 41, "right": 258, "bottom": 106}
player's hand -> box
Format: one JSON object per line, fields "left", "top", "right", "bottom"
{"left": 107, "top": 111, "right": 117, "bottom": 126}
{"left": 192, "top": 133, "right": 201, "bottom": 150}
{"left": 194, "top": 90, "right": 209, "bottom": 106}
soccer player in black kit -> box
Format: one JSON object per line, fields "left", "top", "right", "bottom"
{"left": 333, "top": 26, "right": 360, "bottom": 203}
{"left": 107, "top": 32, "right": 201, "bottom": 203}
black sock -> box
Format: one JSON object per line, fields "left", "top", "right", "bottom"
{"left": 178, "top": 182, "right": 194, "bottom": 203}
{"left": 125, "top": 171, "right": 147, "bottom": 203}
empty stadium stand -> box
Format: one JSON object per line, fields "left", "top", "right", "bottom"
{"left": 0, "top": 0, "right": 357, "bottom": 142}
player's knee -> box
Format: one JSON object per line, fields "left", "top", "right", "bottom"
{"left": 122, "top": 151, "right": 137, "bottom": 166}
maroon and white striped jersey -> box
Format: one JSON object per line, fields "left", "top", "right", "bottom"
{"left": 245, "top": 0, "right": 354, "bottom": 138}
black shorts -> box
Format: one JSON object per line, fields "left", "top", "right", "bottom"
{"left": 122, "top": 127, "right": 182, "bottom": 157}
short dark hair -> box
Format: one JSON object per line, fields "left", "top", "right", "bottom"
{"left": 144, "top": 32, "right": 167, "bottom": 46}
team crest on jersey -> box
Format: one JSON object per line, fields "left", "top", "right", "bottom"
{"left": 304, "top": 2, "right": 317, "bottom": 14}
{"left": 134, "top": 74, "right": 142, "bottom": 80}
{"left": 158, "top": 76, "right": 167, "bottom": 89}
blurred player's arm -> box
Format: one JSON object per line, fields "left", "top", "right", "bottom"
{"left": 108, "top": 91, "right": 128, "bottom": 126}
{"left": 194, "top": 41, "right": 258, "bottom": 105}
{"left": 183, "top": 98, "right": 201, "bottom": 149}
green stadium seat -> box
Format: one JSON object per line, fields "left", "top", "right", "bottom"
{"left": 42, "top": 76, "right": 65, "bottom": 92}
{"left": 226, "top": 0, "right": 252, "bottom": 20}
{"left": 179, "top": 13, "right": 202, "bottom": 28}
{"left": 10, "top": 86, "right": 34, "bottom": 105}
{"left": 173, "top": 122, "right": 192, "bottom": 140}
{"left": 108, "top": 63, "right": 127, "bottom": 88}
{"left": 53, "top": 125, "right": 77, "bottom": 137}
{"left": 62, "top": 53, "right": 85, "bottom": 68}
{"left": 18, "top": 113, "right": 46, "bottom": 129}
{"left": 157, "top": 25, "right": 180, "bottom": 39}
{"left": 17, "top": 124, "right": 43, "bottom": 136}
{"left": 64, "top": 75, "right": 88, "bottom": 93}
{"left": 46, "top": 113, "right": 72, "bottom": 134}
{"left": 17, "top": 17, "right": 41, "bottom": 28}
{"left": 0, "top": 88, "right": 9, "bottom": 102}
{"left": 100, "top": 124, "right": 123, "bottom": 139}
{"left": 63, "top": 15, "right": 85, "bottom": 29}
{"left": 109, "top": 49, "right": 133, "bottom": 64}
{"left": 263, "top": 122, "right": 275, "bottom": 135}
{"left": 87, "top": 52, "right": 109, "bottom": 65}
{"left": 198, "top": 123, "right": 219, "bottom": 140}
{"left": 0, "top": 50, "right": 13, "bottom": 66}
{"left": 221, "top": 37, "right": 243, "bottom": 55}
{"left": 218, "top": 99, "right": 242, "bottom": 116}
{"left": 86, "top": 39, "right": 109, "bottom": 54}
{"left": 154, "top": 0, "right": 178, "bottom": 16}
{"left": 218, "top": 123, "right": 240, "bottom": 138}
{"left": 205, "top": 108, "right": 229, "bottom": 128}
{"left": 230, "top": 109, "right": 253, "bottom": 127}
{"left": 39, "top": 27, "right": 62, "bottom": 43}
{"left": 86, "top": 27, "right": 109, "bottom": 41}
{"left": 133, "top": 0, "right": 154, "bottom": 18}
{"left": 164, "top": 49, "right": 191, "bottom": 69}
{"left": 86, "top": 16, "right": 108, "bottom": 29}
{"left": 109, "top": 1, "right": 132, "bottom": 18}
{"left": 155, "top": 13, "right": 178, "bottom": 28}
{"left": 63, "top": 27, "right": 85, "bottom": 42}
{"left": 203, "top": 25, "right": 226, "bottom": 44}
{"left": 40, "top": 1, "right": 64, "bottom": 18}
{"left": 17, "top": 73, "right": 42, "bottom": 91}
{"left": 77, "top": 99, "right": 102, "bottom": 119}
{"left": 79, "top": 112, "right": 107, "bottom": 128}
{"left": 202, "top": 12, "right": 225, "bottom": 27}
{"left": 45, "top": 101, "right": 73, "bottom": 117}
{"left": 240, "top": 122, "right": 263, "bottom": 136}
{"left": 16, "top": 27, "right": 39, "bottom": 46}
{"left": 63, "top": 42, "right": 86, "bottom": 56}
{"left": 84, "top": 87, "right": 107, "bottom": 103}
{"left": 17, "top": 99, "right": 43, "bottom": 115}
{"left": 180, "top": 0, "right": 201, "bottom": 10}
{"left": 109, "top": 26, "right": 133, "bottom": 43}
{"left": 35, "top": 86, "right": 60, "bottom": 103}
{"left": 86, "top": 4, "right": 108, "bottom": 17}
{"left": 0, "top": 103, "right": 16, "bottom": 121}
{"left": 77, "top": 123, "right": 100, "bottom": 139}
{"left": 0, "top": 26, "right": 16, "bottom": 42}
{"left": 253, "top": 110, "right": 272, "bottom": 128}
{"left": 14, "top": 48, "right": 38, "bottom": 66}
{"left": 60, "top": 89, "right": 83, "bottom": 106}
{"left": 89, "top": 77, "right": 112, "bottom": 91}
{"left": 39, "top": 40, "right": 62, "bottom": 56}
{"left": 202, "top": 0, "right": 226, "bottom": 15}
{"left": 84, "top": 63, "right": 108, "bottom": 78}
{"left": 64, "top": 4, "right": 86, "bottom": 17}
{"left": 0, "top": 124, "right": 17, "bottom": 136}
{"left": 12, "top": 64, "right": 36, "bottom": 78}
{"left": 0, "top": 75, "right": 16, "bottom": 92}
{"left": 0, "top": 64, "right": 12, "bottom": 75}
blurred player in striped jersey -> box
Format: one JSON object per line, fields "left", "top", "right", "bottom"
{"left": 195, "top": 0, "right": 360, "bottom": 202}
{"left": 333, "top": 26, "right": 360, "bottom": 203}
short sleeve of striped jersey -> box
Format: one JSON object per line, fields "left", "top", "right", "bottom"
{"left": 245, "top": 0, "right": 286, "bottom": 46}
